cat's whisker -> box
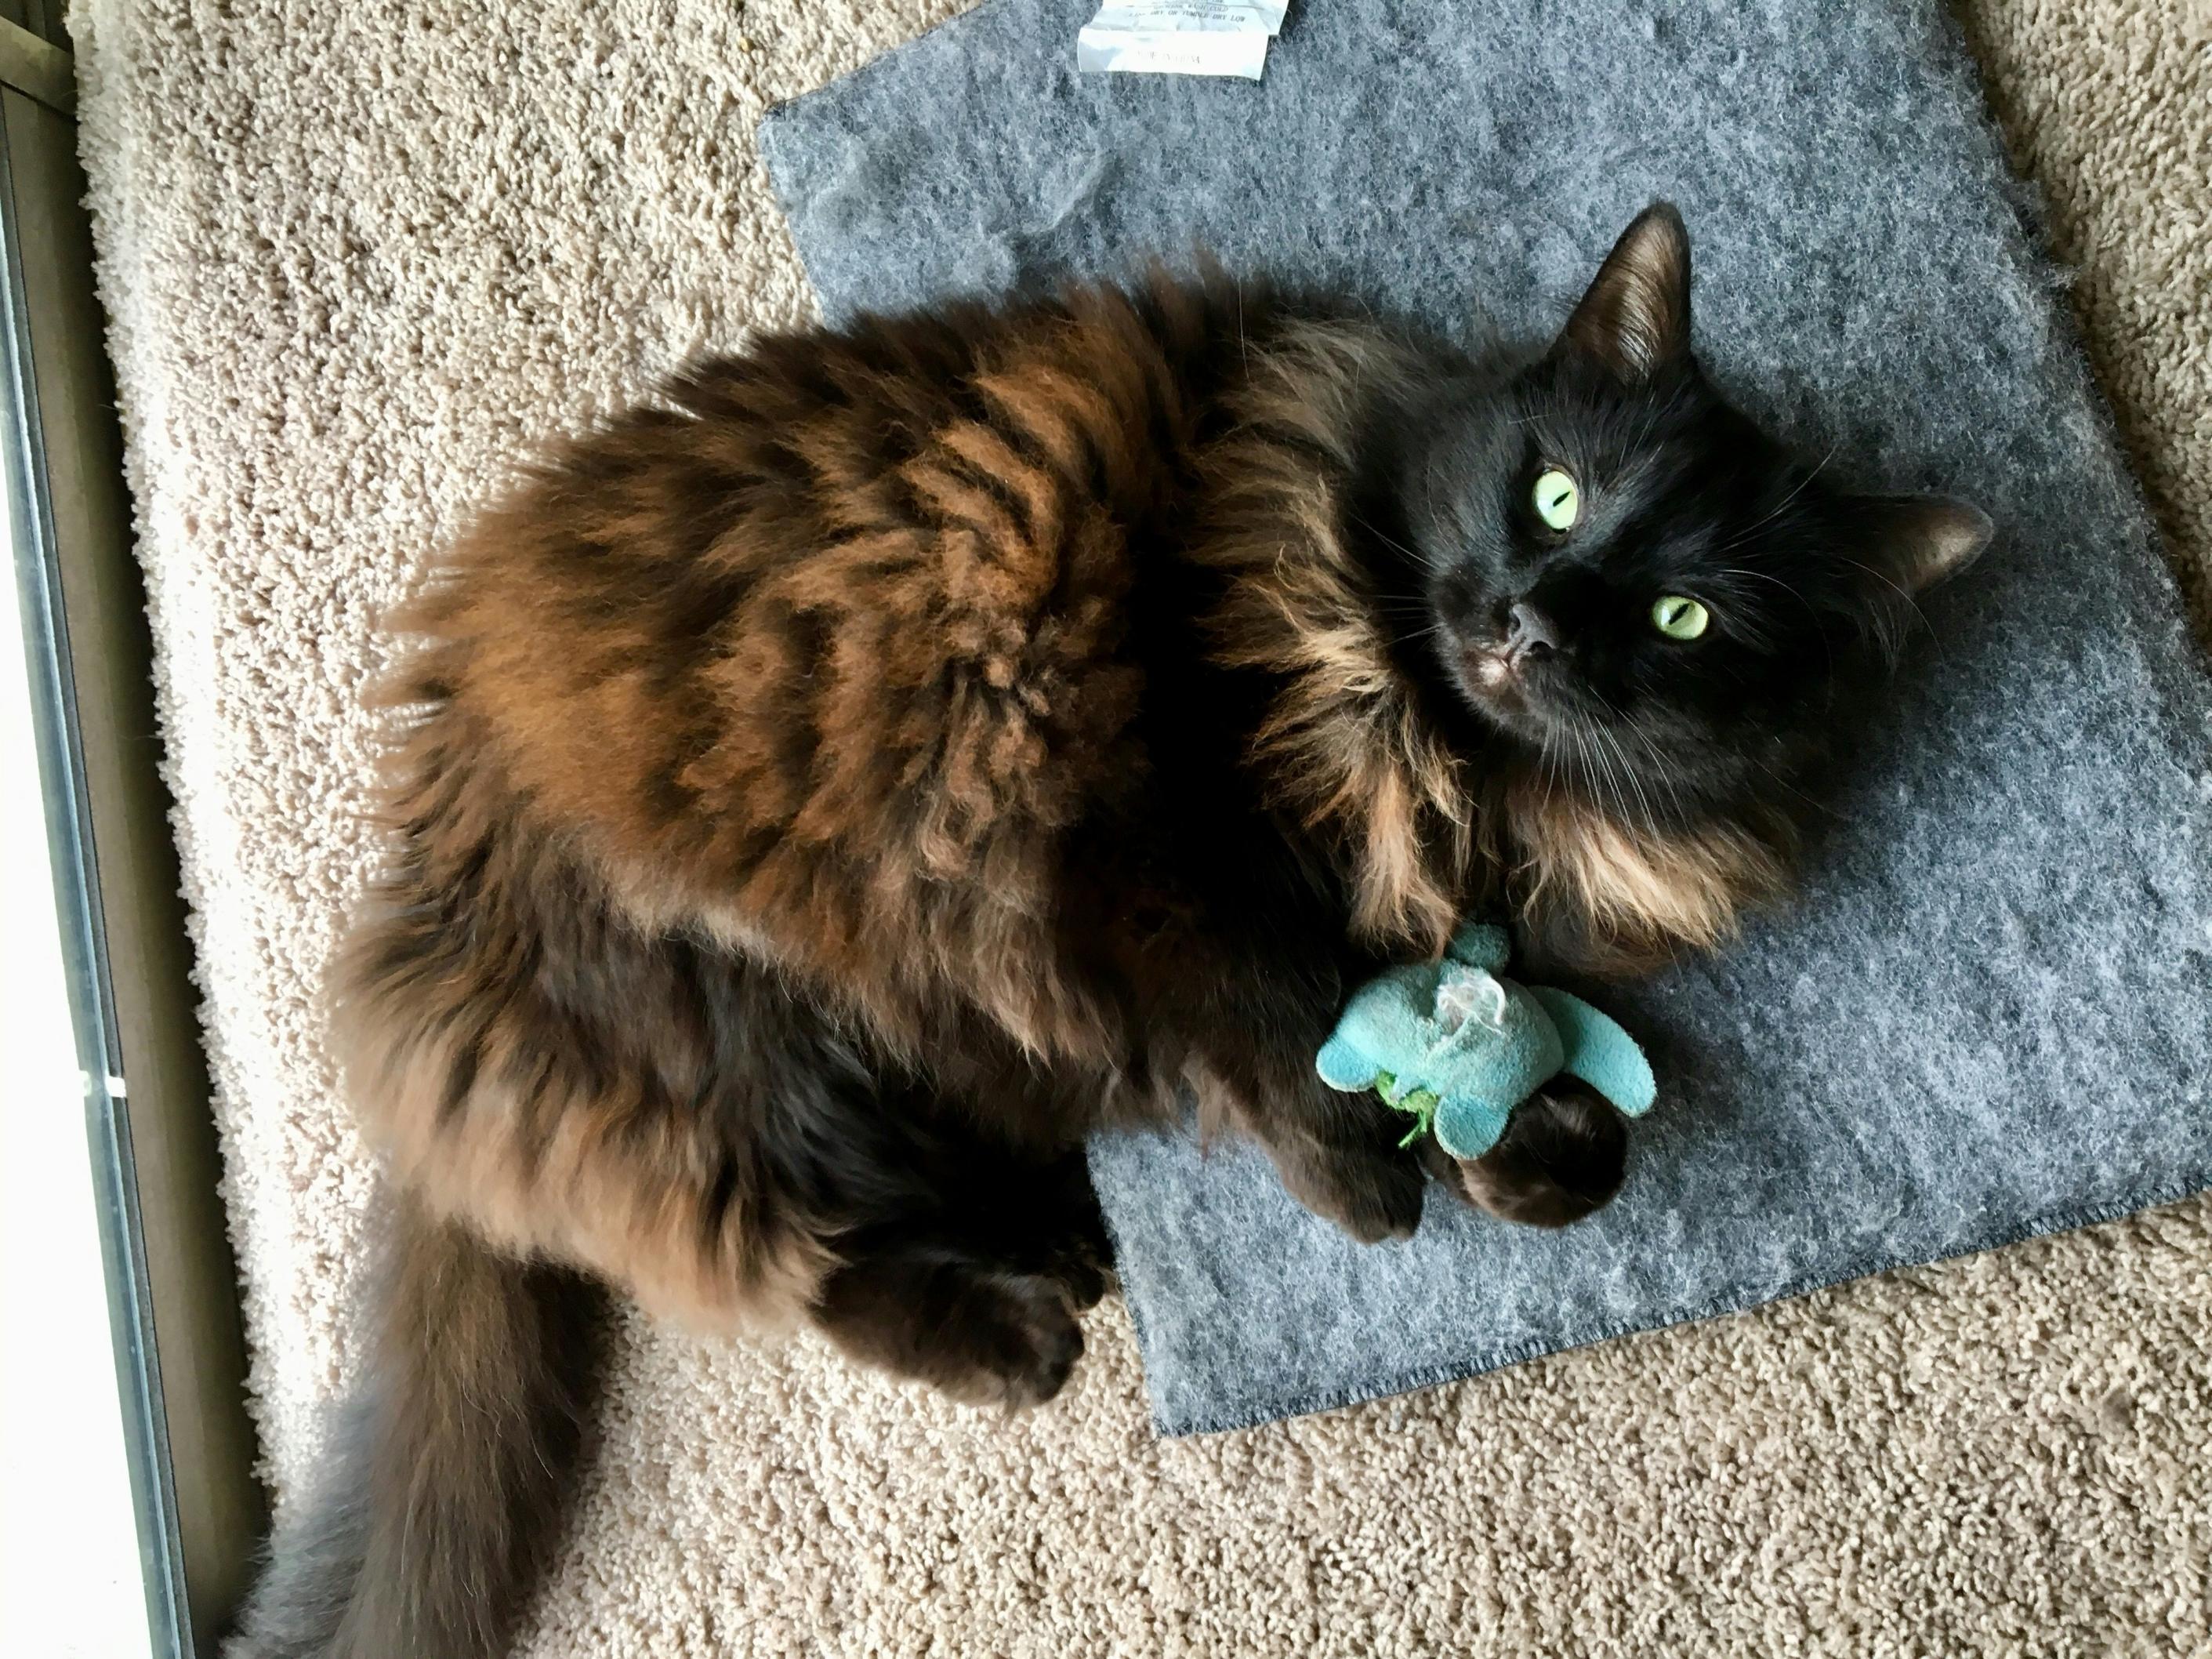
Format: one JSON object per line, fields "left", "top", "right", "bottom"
{"left": 1709, "top": 564, "right": 1837, "bottom": 678}
{"left": 1565, "top": 720, "right": 1628, "bottom": 834}
{"left": 1714, "top": 441, "right": 1838, "bottom": 554}
{"left": 1573, "top": 722, "right": 1615, "bottom": 822}
{"left": 1596, "top": 721, "right": 1660, "bottom": 834}
{"left": 1624, "top": 380, "right": 1686, "bottom": 470}
{"left": 1837, "top": 556, "right": 1939, "bottom": 658}
{"left": 1750, "top": 755, "right": 1833, "bottom": 817}
{"left": 1620, "top": 721, "right": 1687, "bottom": 825}
{"left": 1349, "top": 510, "right": 1444, "bottom": 576}
{"left": 1554, "top": 724, "right": 1587, "bottom": 811}
{"left": 1574, "top": 687, "right": 1666, "bottom": 835}
{"left": 1389, "top": 622, "right": 1448, "bottom": 656}
{"left": 1576, "top": 733, "right": 1608, "bottom": 826}
{"left": 1710, "top": 564, "right": 1806, "bottom": 601}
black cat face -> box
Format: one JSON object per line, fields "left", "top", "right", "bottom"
{"left": 1388, "top": 205, "right": 1990, "bottom": 820}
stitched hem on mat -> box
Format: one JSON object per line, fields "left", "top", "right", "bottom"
{"left": 1106, "top": 1170, "right": 2212, "bottom": 1437}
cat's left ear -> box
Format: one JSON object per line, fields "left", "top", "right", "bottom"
{"left": 1856, "top": 495, "right": 1995, "bottom": 593}
{"left": 1558, "top": 202, "right": 1693, "bottom": 380}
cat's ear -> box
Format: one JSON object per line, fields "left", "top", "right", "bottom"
{"left": 1558, "top": 203, "right": 1693, "bottom": 380}
{"left": 1857, "top": 495, "right": 1994, "bottom": 593}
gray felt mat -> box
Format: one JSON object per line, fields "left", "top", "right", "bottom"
{"left": 760, "top": 0, "right": 2212, "bottom": 1435}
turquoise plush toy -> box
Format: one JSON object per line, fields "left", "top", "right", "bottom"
{"left": 1316, "top": 924, "right": 1657, "bottom": 1160}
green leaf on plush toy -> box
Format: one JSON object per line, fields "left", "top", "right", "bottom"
{"left": 1372, "top": 1069, "right": 1441, "bottom": 1149}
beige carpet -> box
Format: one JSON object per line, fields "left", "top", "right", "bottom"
{"left": 70, "top": 1, "right": 2212, "bottom": 1651}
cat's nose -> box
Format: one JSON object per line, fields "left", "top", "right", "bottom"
{"left": 1504, "top": 601, "right": 1561, "bottom": 660}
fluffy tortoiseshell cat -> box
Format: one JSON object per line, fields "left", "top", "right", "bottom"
{"left": 236, "top": 207, "right": 1989, "bottom": 1659}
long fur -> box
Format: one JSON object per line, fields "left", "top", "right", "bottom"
{"left": 234, "top": 221, "right": 1981, "bottom": 1655}
{"left": 1191, "top": 318, "right": 1481, "bottom": 953}
{"left": 230, "top": 1198, "right": 600, "bottom": 1659}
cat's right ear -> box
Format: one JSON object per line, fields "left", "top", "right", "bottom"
{"left": 1855, "top": 495, "right": 1995, "bottom": 594}
{"left": 1557, "top": 203, "right": 1693, "bottom": 381}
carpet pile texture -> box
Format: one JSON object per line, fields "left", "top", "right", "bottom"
{"left": 71, "top": 0, "right": 2211, "bottom": 1650}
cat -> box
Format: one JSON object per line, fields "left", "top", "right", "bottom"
{"left": 231, "top": 205, "right": 1989, "bottom": 1659}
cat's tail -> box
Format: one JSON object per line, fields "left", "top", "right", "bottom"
{"left": 227, "top": 1193, "right": 603, "bottom": 1659}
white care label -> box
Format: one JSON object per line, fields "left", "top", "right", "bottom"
{"left": 1076, "top": 1, "right": 1289, "bottom": 82}
{"left": 1089, "top": 0, "right": 1289, "bottom": 26}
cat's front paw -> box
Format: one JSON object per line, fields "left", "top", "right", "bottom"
{"left": 815, "top": 1255, "right": 1086, "bottom": 1409}
{"left": 1273, "top": 1137, "right": 1425, "bottom": 1243}
{"left": 1436, "top": 1078, "right": 1627, "bottom": 1228}
{"left": 897, "top": 1269, "right": 1085, "bottom": 1410}
{"left": 953, "top": 1272, "right": 1089, "bottom": 1407}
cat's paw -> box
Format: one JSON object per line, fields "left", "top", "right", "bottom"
{"left": 815, "top": 1254, "right": 1086, "bottom": 1408}
{"left": 1275, "top": 1138, "right": 1426, "bottom": 1243}
{"left": 1447, "top": 1079, "right": 1626, "bottom": 1227}
{"left": 1029, "top": 1156, "right": 1115, "bottom": 1312}
{"left": 1043, "top": 1215, "right": 1114, "bottom": 1312}
{"left": 941, "top": 1272, "right": 1087, "bottom": 1408}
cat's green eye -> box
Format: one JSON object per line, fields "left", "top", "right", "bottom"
{"left": 1532, "top": 468, "right": 1579, "bottom": 532}
{"left": 1651, "top": 595, "right": 1710, "bottom": 641}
